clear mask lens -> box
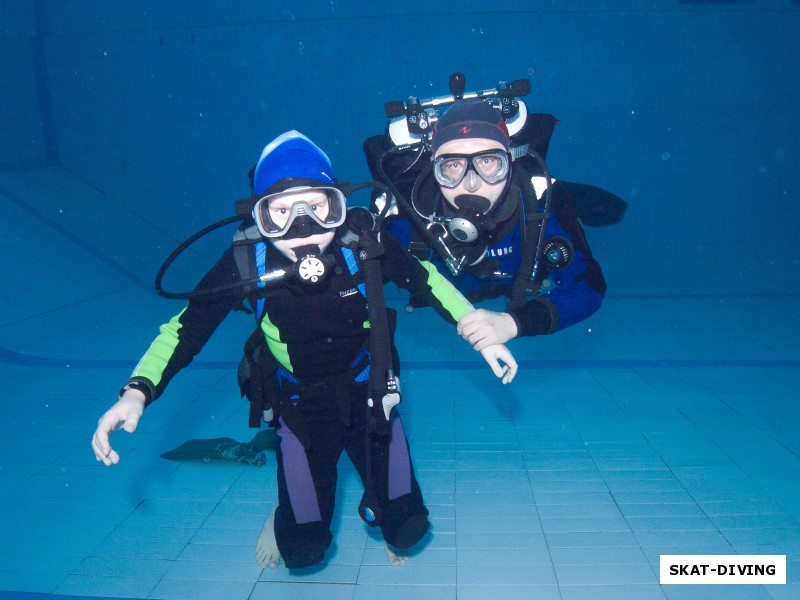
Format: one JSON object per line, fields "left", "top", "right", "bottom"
{"left": 433, "top": 150, "right": 510, "bottom": 188}
{"left": 253, "top": 186, "right": 346, "bottom": 238}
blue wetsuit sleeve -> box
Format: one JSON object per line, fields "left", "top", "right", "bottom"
{"left": 386, "top": 218, "right": 413, "bottom": 249}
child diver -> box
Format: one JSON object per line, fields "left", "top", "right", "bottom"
{"left": 91, "top": 130, "right": 517, "bottom": 569}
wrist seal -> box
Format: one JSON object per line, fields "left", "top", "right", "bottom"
{"left": 119, "top": 379, "right": 154, "bottom": 406}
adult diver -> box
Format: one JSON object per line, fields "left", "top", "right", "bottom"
{"left": 363, "top": 72, "right": 622, "bottom": 350}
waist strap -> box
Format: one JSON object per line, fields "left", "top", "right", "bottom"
{"left": 274, "top": 349, "right": 371, "bottom": 449}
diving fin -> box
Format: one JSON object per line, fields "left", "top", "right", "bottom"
{"left": 160, "top": 429, "right": 279, "bottom": 466}
{"left": 558, "top": 180, "right": 629, "bottom": 227}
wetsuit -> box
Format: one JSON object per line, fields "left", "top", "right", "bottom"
{"left": 122, "top": 231, "right": 474, "bottom": 568}
{"left": 388, "top": 167, "right": 607, "bottom": 337}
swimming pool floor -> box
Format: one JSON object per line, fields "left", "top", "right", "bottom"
{"left": 0, "top": 169, "right": 797, "bottom": 599}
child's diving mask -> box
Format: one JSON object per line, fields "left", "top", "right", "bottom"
{"left": 252, "top": 186, "right": 347, "bottom": 239}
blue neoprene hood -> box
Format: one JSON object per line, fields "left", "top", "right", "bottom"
{"left": 253, "top": 130, "right": 334, "bottom": 195}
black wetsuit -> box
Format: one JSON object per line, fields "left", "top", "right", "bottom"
{"left": 124, "top": 232, "right": 474, "bottom": 568}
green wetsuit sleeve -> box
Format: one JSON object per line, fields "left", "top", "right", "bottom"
{"left": 410, "top": 258, "right": 474, "bottom": 322}
{"left": 381, "top": 232, "right": 474, "bottom": 324}
{"left": 126, "top": 249, "right": 244, "bottom": 404}
{"left": 129, "top": 307, "right": 187, "bottom": 400}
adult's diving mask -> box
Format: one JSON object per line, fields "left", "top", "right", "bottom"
{"left": 252, "top": 186, "right": 347, "bottom": 239}
{"left": 432, "top": 149, "right": 511, "bottom": 190}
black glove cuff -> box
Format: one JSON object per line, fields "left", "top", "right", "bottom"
{"left": 119, "top": 378, "right": 155, "bottom": 407}
{"left": 507, "top": 298, "right": 558, "bottom": 336}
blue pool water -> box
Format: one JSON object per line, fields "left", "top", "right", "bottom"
{"left": 1, "top": 1, "right": 798, "bottom": 599}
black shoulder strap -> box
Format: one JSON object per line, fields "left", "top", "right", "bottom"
{"left": 232, "top": 221, "right": 271, "bottom": 320}
{"left": 506, "top": 164, "right": 551, "bottom": 310}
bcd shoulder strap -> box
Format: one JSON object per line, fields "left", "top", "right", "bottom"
{"left": 232, "top": 221, "right": 272, "bottom": 320}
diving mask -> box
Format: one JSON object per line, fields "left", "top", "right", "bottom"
{"left": 252, "top": 186, "right": 346, "bottom": 239}
{"left": 433, "top": 150, "right": 511, "bottom": 190}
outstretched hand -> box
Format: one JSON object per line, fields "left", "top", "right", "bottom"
{"left": 91, "top": 388, "right": 146, "bottom": 466}
{"left": 457, "top": 309, "right": 518, "bottom": 351}
{"left": 479, "top": 344, "right": 518, "bottom": 384}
